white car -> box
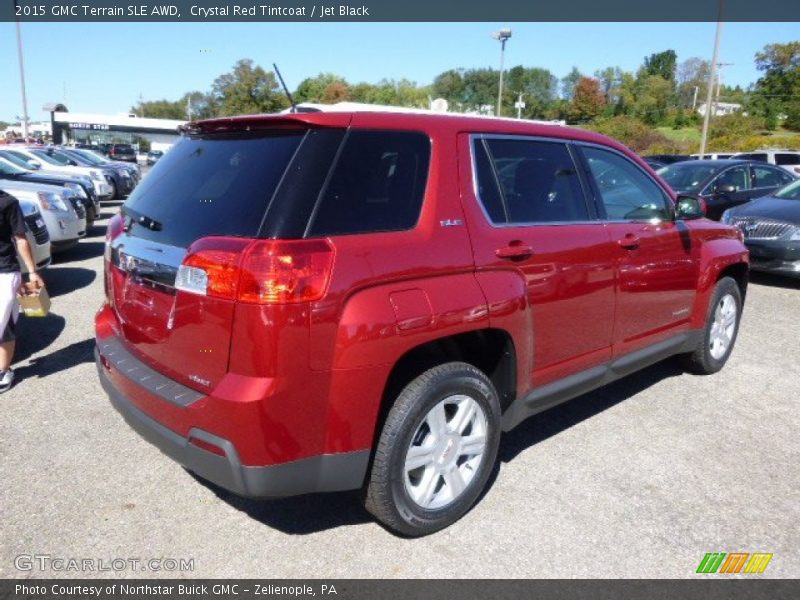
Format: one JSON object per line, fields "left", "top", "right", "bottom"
{"left": 17, "top": 199, "right": 52, "bottom": 273}
{"left": 0, "top": 180, "right": 86, "bottom": 252}
{"left": 0, "top": 146, "right": 114, "bottom": 200}
{"left": 731, "top": 150, "right": 800, "bottom": 176}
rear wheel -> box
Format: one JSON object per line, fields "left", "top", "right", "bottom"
{"left": 680, "top": 277, "right": 742, "bottom": 374}
{"left": 365, "top": 362, "right": 501, "bottom": 536}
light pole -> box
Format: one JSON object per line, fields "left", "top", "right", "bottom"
{"left": 493, "top": 28, "right": 512, "bottom": 117}
{"left": 14, "top": 1, "right": 30, "bottom": 140}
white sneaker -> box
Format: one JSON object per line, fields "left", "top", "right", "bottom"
{"left": 0, "top": 369, "right": 15, "bottom": 392}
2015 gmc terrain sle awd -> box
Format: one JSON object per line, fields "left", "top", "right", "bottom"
{"left": 95, "top": 109, "right": 749, "bottom": 536}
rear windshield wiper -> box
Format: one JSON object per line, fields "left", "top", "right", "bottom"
{"left": 123, "top": 207, "right": 163, "bottom": 232}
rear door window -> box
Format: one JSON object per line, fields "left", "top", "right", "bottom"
{"left": 752, "top": 165, "right": 793, "bottom": 188}
{"left": 477, "top": 138, "right": 590, "bottom": 224}
{"left": 123, "top": 131, "right": 305, "bottom": 248}
{"left": 307, "top": 131, "right": 430, "bottom": 236}
{"left": 735, "top": 153, "right": 768, "bottom": 162}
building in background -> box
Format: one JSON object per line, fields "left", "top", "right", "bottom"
{"left": 43, "top": 103, "right": 186, "bottom": 152}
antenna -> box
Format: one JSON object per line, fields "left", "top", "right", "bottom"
{"left": 273, "top": 63, "right": 297, "bottom": 113}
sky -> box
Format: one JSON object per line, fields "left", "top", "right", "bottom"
{"left": 1, "top": 21, "right": 798, "bottom": 122}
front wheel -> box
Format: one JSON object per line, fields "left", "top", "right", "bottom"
{"left": 365, "top": 362, "right": 501, "bottom": 537}
{"left": 680, "top": 276, "right": 742, "bottom": 374}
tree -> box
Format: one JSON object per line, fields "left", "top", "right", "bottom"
{"left": 644, "top": 49, "right": 678, "bottom": 82}
{"left": 209, "top": 59, "right": 288, "bottom": 117}
{"left": 182, "top": 91, "right": 218, "bottom": 120}
{"left": 561, "top": 67, "right": 583, "bottom": 101}
{"left": 505, "top": 66, "right": 558, "bottom": 118}
{"left": 754, "top": 42, "right": 800, "bottom": 130}
{"left": 130, "top": 99, "right": 186, "bottom": 119}
{"left": 569, "top": 77, "right": 606, "bottom": 121}
{"left": 677, "top": 57, "right": 711, "bottom": 108}
{"left": 594, "top": 66, "right": 625, "bottom": 106}
{"left": 431, "top": 69, "right": 466, "bottom": 104}
{"left": 295, "top": 73, "right": 349, "bottom": 103}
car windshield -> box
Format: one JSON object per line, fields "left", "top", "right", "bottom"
{"left": 0, "top": 151, "right": 34, "bottom": 170}
{"left": 0, "top": 158, "right": 28, "bottom": 176}
{"left": 774, "top": 179, "right": 800, "bottom": 201}
{"left": 28, "top": 149, "right": 70, "bottom": 166}
{"left": 657, "top": 163, "right": 720, "bottom": 193}
{"left": 71, "top": 150, "right": 103, "bottom": 165}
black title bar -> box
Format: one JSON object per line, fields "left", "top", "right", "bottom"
{"left": 3, "top": 0, "right": 800, "bottom": 22}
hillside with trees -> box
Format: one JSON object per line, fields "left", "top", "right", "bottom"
{"left": 130, "top": 42, "right": 800, "bottom": 155}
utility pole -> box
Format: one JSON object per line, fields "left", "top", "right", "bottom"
{"left": 692, "top": 86, "right": 699, "bottom": 111}
{"left": 514, "top": 92, "right": 526, "bottom": 119}
{"left": 699, "top": 1, "right": 724, "bottom": 159}
{"left": 14, "top": 2, "right": 30, "bottom": 140}
{"left": 715, "top": 62, "right": 733, "bottom": 114}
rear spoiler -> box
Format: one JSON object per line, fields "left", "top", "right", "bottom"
{"left": 181, "top": 112, "right": 352, "bottom": 135}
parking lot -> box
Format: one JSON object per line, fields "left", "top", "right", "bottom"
{"left": 1, "top": 199, "right": 798, "bottom": 579}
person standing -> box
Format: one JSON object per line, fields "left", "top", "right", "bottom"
{"left": 0, "top": 190, "right": 44, "bottom": 392}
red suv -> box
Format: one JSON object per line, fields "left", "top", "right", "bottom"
{"left": 96, "top": 110, "right": 749, "bottom": 536}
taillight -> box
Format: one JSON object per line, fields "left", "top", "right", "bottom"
{"left": 104, "top": 213, "right": 124, "bottom": 301}
{"left": 175, "top": 237, "right": 334, "bottom": 304}
{"left": 176, "top": 237, "right": 249, "bottom": 298}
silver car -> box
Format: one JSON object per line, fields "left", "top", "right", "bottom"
{"left": 0, "top": 180, "right": 86, "bottom": 252}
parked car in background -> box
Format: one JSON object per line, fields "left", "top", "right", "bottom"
{"left": 0, "top": 146, "right": 113, "bottom": 201}
{"left": 731, "top": 150, "right": 800, "bottom": 176}
{"left": 108, "top": 144, "right": 137, "bottom": 163}
{"left": 71, "top": 147, "right": 141, "bottom": 182}
{"left": 97, "top": 108, "right": 749, "bottom": 536}
{"left": 657, "top": 159, "right": 796, "bottom": 220}
{"left": 17, "top": 199, "right": 51, "bottom": 272}
{"left": 146, "top": 150, "right": 164, "bottom": 165}
{"left": 643, "top": 158, "right": 666, "bottom": 170}
{"left": 58, "top": 147, "right": 136, "bottom": 200}
{"left": 0, "top": 180, "right": 86, "bottom": 252}
{"left": 0, "top": 154, "right": 99, "bottom": 226}
{"left": 690, "top": 152, "right": 735, "bottom": 160}
{"left": 644, "top": 154, "right": 692, "bottom": 165}
{"left": 722, "top": 178, "right": 800, "bottom": 278}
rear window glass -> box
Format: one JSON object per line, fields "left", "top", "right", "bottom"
{"left": 776, "top": 153, "right": 800, "bottom": 166}
{"left": 113, "top": 146, "right": 135, "bottom": 154}
{"left": 736, "top": 153, "right": 768, "bottom": 162}
{"left": 307, "top": 131, "right": 430, "bottom": 236}
{"left": 123, "top": 131, "right": 304, "bottom": 248}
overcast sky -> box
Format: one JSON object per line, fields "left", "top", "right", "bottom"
{"left": 1, "top": 21, "right": 797, "bottom": 122}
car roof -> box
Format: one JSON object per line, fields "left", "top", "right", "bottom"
{"left": 191, "top": 108, "right": 631, "bottom": 155}
{"left": 669, "top": 159, "right": 752, "bottom": 167}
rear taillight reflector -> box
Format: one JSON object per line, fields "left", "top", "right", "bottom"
{"left": 175, "top": 237, "right": 334, "bottom": 304}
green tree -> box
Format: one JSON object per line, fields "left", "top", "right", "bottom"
{"left": 210, "top": 59, "right": 288, "bottom": 117}
{"left": 753, "top": 41, "right": 800, "bottom": 130}
{"left": 644, "top": 49, "right": 678, "bottom": 82}
{"left": 182, "top": 91, "right": 218, "bottom": 120}
{"left": 295, "top": 73, "right": 349, "bottom": 103}
{"left": 505, "top": 66, "right": 558, "bottom": 118}
{"left": 431, "top": 69, "right": 466, "bottom": 104}
{"left": 130, "top": 99, "right": 186, "bottom": 119}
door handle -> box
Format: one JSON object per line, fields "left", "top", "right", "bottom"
{"left": 617, "top": 234, "right": 640, "bottom": 250}
{"left": 496, "top": 243, "right": 534, "bottom": 260}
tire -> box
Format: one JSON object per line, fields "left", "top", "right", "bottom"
{"left": 365, "top": 362, "right": 501, "bottom": 537}
{"left": 109, "top": 180, "right": 119, "bottom": 200}
{"left": 680, "top": 276, "right": 742, "bottom": 375}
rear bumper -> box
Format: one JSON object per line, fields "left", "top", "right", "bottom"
{"left": 95, "top": 346, "right": 370, "bottom": 498}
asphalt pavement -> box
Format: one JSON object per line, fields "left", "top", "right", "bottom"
{"left": 1, "top": 204, "right": 798, "bottom": 579}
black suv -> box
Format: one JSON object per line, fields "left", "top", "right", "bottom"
{"left": 108, "top": 144, "right": 137, "bottom": 163}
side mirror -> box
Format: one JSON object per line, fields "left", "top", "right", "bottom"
{"left": 676, "top": 195, "right": 705, "bottom": 220}
{"left": 27, "top": 160, "right": 40, "bottom": 170}
{"left": 715, "top": 184, "right": 736, "bottom": 195}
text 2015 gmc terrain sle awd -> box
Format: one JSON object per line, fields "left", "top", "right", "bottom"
{"left": 96, "top": 110, "right": 749, "bottom": 536}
